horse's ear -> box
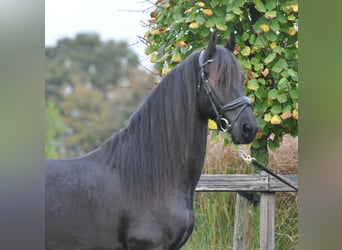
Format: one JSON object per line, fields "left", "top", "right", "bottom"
{"left": 204, "top": 30, "right": 217, "bottom": 60}
{"left": 225, "top": 32, "right": 236, "bottom": 53}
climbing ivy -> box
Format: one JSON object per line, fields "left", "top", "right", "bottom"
{"left": 145, "top": 0, "right": 298, "bottom": 150}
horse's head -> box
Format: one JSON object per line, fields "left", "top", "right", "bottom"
{"left": 197, "top": 31, "right": 258, "bottom": 144}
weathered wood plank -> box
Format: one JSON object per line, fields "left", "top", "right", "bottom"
{"left": 233, "top": 193, "right": 249, "bottom": 250}
{"left": 260, "top": 192, "right": 276, "bottom": 250}
{"left": 196, "top": 174, "right": 298, "bottom": 192}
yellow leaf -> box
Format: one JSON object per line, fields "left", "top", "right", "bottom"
{"left": 202, "top": 9, "right": 213, "bottom": 16}
{"left": 189, "top": 22, "right": 199, "bottom": 29}
{"left": 288, "top": 14, "right": 296, "bottom": 21}
{"left": 177, "top": 41, "right": 187, "bottom": 47}
{"left": 172, "top": 53, "right": 182, "bottom": 63}
{"left": 241, "top": 46, "right": 251, "bottom": 56}
{"left": 196, "top": 2, "right": 205, "bottom": 7}
{"left": 184, "top": 7, "right": 193, "bottom": 14}
{"left": 295, "top": 40, "right": 298, "bottom": 48}
{"left": 270, "top": 115, "right": 282, "bottom": 125}
{"left": 162, "top": 63, "right": 171, "bottom": 76}
{"left": 260, "top": 24, "right": 270, "bottom": 32}
{"left": 292, "top": 5, "right": 298, "bottom": 12}
{"left": 292, "top": 109, "right": 298, "bottom": 120}
{"left": 271, "top": 42, "right": 277, "bottom": 49}
{"left": 262, "top": 68, "right": 269, "bottom": 77}
{"left": 150, "top": 29, "right": 160, "bottom": 35}
{"left": 150, "top": 54, "right": 157, "bottom": 63}
{"left": 208, "top": 119, "right": 218, "bottom": 130}
{"left": 287, "top": 27, "right": 296, "bottom": 36}
{"left": 233, "top": 46, "right": 241, "bottom": 55}
{"left": 264, "top": 113, "right": 272, "bottom": 122}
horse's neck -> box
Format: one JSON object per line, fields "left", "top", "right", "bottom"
{"left": 100, "top": 64, "right": 208, "bottom": 200}
{"left": 141, "top": 80, "right": 208, "bottom": 195}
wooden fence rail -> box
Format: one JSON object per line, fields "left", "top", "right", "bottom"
{"left": 195, "top": 174, "right": 298, "bottom": 250}
{"left": 196, "top": 174, "right": 298, "bottom": 192}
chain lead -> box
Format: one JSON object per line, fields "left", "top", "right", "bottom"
{"left": 238, "top": 145, "right": 255, "bottom": 164}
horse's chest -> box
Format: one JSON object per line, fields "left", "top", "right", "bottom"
{"left": 121, "top": 205, "right": 194, "bottom": 250}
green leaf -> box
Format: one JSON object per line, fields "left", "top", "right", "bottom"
{"left": 272, "top": 58, "right": 288, "bottom": 73}
{"left": 277, "top": 77, "right": 289, "bottom": 91}
{"left": 220, "top": 131, "right": 231, "bottom": 140}
{"left": 271, "top": 104, "right": 282, "bottom": 114}
{"left": 254, "top": 63, "right": 264, "bottom": 71}
{"left": 254, "top": 100, "right": 269, "bottom": 113}
{"left": 253, "top": 36, "right": 265, "bottom": 49}
{"left": 211, "top": 130, "right": 219, "bottom": 143}
{"left": 264, "top": 30, "right": 278, "bottom": 42}
{"left": 254, "top": 0, "right": 267, "bottom": 12}
{"left": 283, "top": 104, "right": 292, "bottom": 113}
{"left": 270, "top": 20, "right": 280, "bottom": 31}
{"left": 277, "top": 93, "right": 288, "bottom": 103}
{"left": 258, "top": 78, "right": 266, "bottom": 85}
{"left": 290, "top": 88, "right": 298, "bottom": 99}
{"left": 288, "top": 68, "right": 298, "bottom": 80}
{"left": 214, "top": 17, "right": 228, "bottom": 31}
{"left": 265, "top": 11, "right": 277, "bottom": 19}
{"left": 240, "top": 59, "right": 252, "bottom": 70}
{"left": 223, "top": 138, "right": 229, "bottom": 148}
{"left": 277, "top": 14, "right": 288, "bottom": 24}
{"left": 232, "top": 5, "right": 243, "bottom": 15}
{"left": 173, "top": 13, "right": 183, "bottom": 21}
{"left": 268, "top": 138, "right": 280, "bottom": 150}
{"left": 255, "top": 85, "right": 267, "bottom": 99}
{"left": 242, "top": 32, "right": 249, "bottom": 41}
{"left": 225, "top": 13, "right": 236, "bottom": 22}
{"left": 195, "top": 15, "right": 205, "bottom": 25}
{"left": 251, "top": 57, "right": 259, "bottom": 65}
{"left": 241, "top": 46, "right": 251, "bottom": 56}
{"left": 205, "top": 17, "right": 216, "bottom": 28}
{"left": 268, "top": 89, "right": 278, "bottom": 100}
{"left": 264, "top": 53, "right": 276, "bottom": 64}
{"left": 210, "top": 0, "right": 220, "bottom": 8}
{"left": 247, "top": 79, "right": 259, "bottom": 91}
{"left": 216, "top": 23, "right": 228, "bottom": 31}
{"left": 265, "top": 0, "right": 277, "bottom": 10}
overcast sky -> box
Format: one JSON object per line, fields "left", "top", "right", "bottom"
{"left": 45, "top": 0, "right": 155, "bottom": 68}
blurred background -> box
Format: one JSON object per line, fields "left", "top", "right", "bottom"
{"left": 45, "top": 0, "right": 156, "bottom": 158}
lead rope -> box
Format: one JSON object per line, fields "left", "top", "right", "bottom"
{"left": 238, "top": 146, "right": 298, "bottom": 191}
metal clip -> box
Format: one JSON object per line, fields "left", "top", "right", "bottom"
{"left": 238, "top": 146, "right": 254, "bottom": 164}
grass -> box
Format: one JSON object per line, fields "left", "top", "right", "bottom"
{"left": 183, "top": 134, "right": 298, "bottom": 249}
{"left": 183, "top": 192, "right": 236, "bottom": 250}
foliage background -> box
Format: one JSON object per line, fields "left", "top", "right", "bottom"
{"left": 45, "top": 34, "right": 154, "bottom": 158}
{"left": 145, "top": 0, "right": 298, "bottom": 153}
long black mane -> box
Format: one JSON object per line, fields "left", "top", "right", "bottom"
{"left": 99, "top": 47, "right": 242, "bottom": 200}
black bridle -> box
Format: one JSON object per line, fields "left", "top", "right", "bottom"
{"left": 197, "top": 50, "right": 252, "bottom": 133}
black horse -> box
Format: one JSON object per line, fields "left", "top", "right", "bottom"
{"left": 46, "top": 32, "right": 258, "bottom": 250}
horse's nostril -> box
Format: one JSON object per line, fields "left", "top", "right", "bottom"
{"left": 242, "top": 123, "right": 251, "bottom": 138}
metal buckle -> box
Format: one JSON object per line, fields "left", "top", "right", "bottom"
{"left": 218, "top": 117, "right": 230, "bottom": 132}
{"left": 238, "top": 145, "right": 255, "bottom": 164}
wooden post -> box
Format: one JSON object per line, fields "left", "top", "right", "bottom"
{"left": 233, "top": 193, "right": 248, "bottom": 250}
{"left": 260, "top": 192, "right": 276, "bottom": 250}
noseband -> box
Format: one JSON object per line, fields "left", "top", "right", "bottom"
{"left": 197, "top": 50, "right": 252, "bottom": 133}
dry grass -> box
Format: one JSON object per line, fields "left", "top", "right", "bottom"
{"left": 203, "top": 133, "right": 298, "bottom": 174}
{"left": 184, "top": 133, "right": 298, "bottom": 249}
